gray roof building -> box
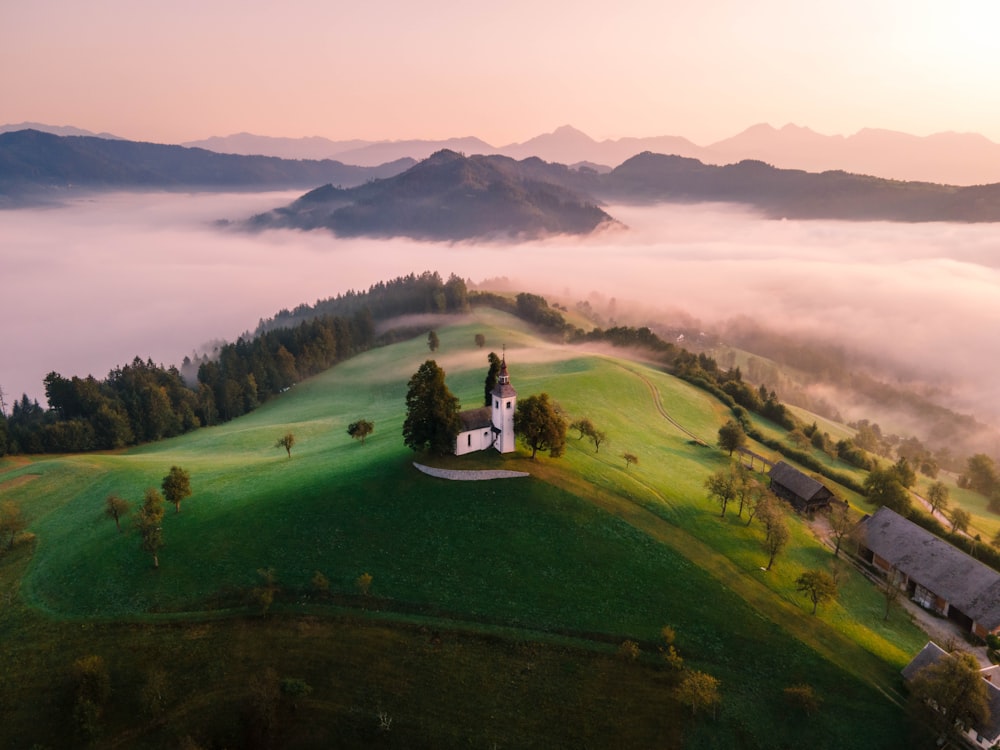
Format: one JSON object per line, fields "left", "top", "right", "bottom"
{"left": 860, "top": 506, "right": 1000, "bottom": 636}
{"left": 902, "top": 641, "right": 1000, "bottom": 747}
{"left": 768, "top": 461, "right": 835, "bottom": 513}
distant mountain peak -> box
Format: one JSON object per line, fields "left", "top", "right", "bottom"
{"left": 252, "top": 151, "right": 614, "bottom": 241}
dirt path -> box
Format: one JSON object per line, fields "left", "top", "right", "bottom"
{"left": 413, "top": 463, "right": 530, "bottom": 481}
{"left": 610, "top": 362, "right": 708, "bottom": 445}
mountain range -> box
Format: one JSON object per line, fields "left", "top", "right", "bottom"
{"left": 0, "top": 129, "right": 414, "bottom": 205}
{"left": 249, "top": 150, "right": 614, "bottom": 241}
{"left": 10, "top": 121, "right": 1000, "bottom": 186}
{"left": 252, "top": 148, "right": 1000, "bottom": 239}
{"left": 182, "top": 123, "right": 1000, "bottom": 186}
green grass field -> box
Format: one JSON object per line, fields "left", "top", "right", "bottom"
{"left": 0, "top": 308, "right": 933, "bottom": 748}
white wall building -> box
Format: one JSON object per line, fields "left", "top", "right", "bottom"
{"left": 454, "top": 357, "right": 517, "bottom": 455}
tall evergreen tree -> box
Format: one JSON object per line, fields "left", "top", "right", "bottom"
{"left": 484, "top": 352, "right": 501, "bottom": 406}
{"left": 402, "top": 361, "right": 461, "bottom": 455}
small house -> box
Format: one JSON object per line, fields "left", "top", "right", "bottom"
{"left": 768, "top": 461, "right": 835, "bottom": 513}
{"left": 902, "top": 641, "right": 1000, "bottom": 748}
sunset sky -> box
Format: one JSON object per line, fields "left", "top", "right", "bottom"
{"left": 3, "top": 0, "right": 999, "bottom": 145}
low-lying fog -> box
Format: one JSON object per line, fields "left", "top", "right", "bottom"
{"left": 3, "top": 192, "right": 999, "bottom": 436}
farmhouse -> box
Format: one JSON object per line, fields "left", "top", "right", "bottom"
{"left": 858, "top": 506, "right": 1000, "bottom": 638}
{"left": 902, "top": 641, "right": 1000, "bottom": 748}
{"left": 768, "top": 461, "right": 835, "bottom": 513}
{"left": 454, "top": 357, "right": 517, "bottom": 456}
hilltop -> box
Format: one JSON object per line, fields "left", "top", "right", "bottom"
{"left": 0, "top": 294, "right": 951, "bottom": 747}
{"left": 250, "top": 149, "right": 614, "bottom": 240}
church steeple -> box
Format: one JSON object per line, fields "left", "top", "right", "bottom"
{"left": 491, "top": 353, "right": 517, "bottom": 453}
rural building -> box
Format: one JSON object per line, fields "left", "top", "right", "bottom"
{"left": 768, "top": 461, "right": 835, "bottom": 513}
{"left": 902, "top": 641, "right": 1000, "bottom": 748}
{"left": 858, "top": 506, "right": 1000, "bottom": 638}
{"left": 454, "top": 356, "right": 517, "bottom": 455}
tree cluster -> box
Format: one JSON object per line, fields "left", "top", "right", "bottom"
{"left": 515, "top": 393, "right": 567, "bottom": 459}
{"left": 1, "top": 272, "right": 473, "bottom": 456}
{"left": 569, "top": 417, "right": 606, "bottom": 453}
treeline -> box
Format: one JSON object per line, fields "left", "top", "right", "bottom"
{"left": 0, "top": 272, "right": 469, "bottom": 455}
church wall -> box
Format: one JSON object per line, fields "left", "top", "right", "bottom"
{"left": 455, "top": 427, "right": 493, "bottom": 456}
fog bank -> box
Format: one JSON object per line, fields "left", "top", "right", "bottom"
{"left": 2, "top": 193, "right": 998, "bottom": 436}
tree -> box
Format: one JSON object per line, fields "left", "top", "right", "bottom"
{"left": 402, "top": 360, "right": 461, "bottom": 455}
{"left": 137, "top": 487, "right": 165, "bottom": 568}
{"left": 828, "top": 502, "right": 854, "bottom": 557}
{"left": 949, "top": 506, "right": 971, "bottom": 535}
{"left": 622, "top": 452, "right": 639, "bottom": 469}
{"left": 926, "top": 481, "right": 950, "bottom": 517}
{"left": 795, "top": 569, "right": 838, "bottom": 614}
{"left": 660, "top": 625, "right": 683, "bottom": 670}
{"left": 717, "top": 419, "right": 746, "bottom": 457}
{"left": 427, "top": 330, "right": 440, "bottom": 352}
{"left": 908, "top": 650, "right": 990, "bottom": 743}
{"left": 570, "top": 418, "right": 595, "bottom": 440}
{"left": 356, "top": 572, "right": 373, "bottom": 596}
{"left": 675, "top": 670, "right": 721, "bottom": 719}
{"left": 890, "top": 457, "right": 916, "bottom": 488}
{"left": 275, "top": 432, "right": 296, "bottom": 458}
{"left": 864, "top": 467, "right": 911, "bottom": 516}
{"left": 588, "top": 428, "right": 607, "bottom": 453}
{"left": 252, "top": 567, "right": 279, "bottom": 617}
{"left": 474, "top": 333, "right": 486, "bottom": 348}
{"left": 880, "top": 567, "right": 904, "bottom": 621}
{"left": 705, "top": 467, "right": 737, "bottom": 518}
{"left": 71, "top": 654, "right": 111, "bottom": 741}
{"left": 964, "top": 453, "right": 999, "bottom": 496}
{"left": 784, "top": 684, "right": 821, "bottom": 716}
{"left": 0, "top": 500, "right": 27, "bottom": 550}
{"left": 484, "top": 352, "right": 501, "bottom": 406}
{"left": 161, "top": 465, "right": 192, "bottom": 514}
{"left": 570, "top": 417, "right": 605, "bottom": 452}
{"left": 758, "top": 498, "right": 789, "bottom": 570}
{"left": 514, "top": 393, "right": 567, "bottom": 459}
{"left": 104, "top": 494, "right": 130, "bottom": 533}
{"left": 347, "top": 419, "right": 374, "bottom": 445}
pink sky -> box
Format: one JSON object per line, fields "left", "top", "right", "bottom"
{"left": 3, "top": 0, "right": 1000, "bottom": 145}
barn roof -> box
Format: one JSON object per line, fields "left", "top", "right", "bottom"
{"left": 768, "top": 461, "right": 830, "bottom": 502}
{"left": 458, "top": 407, "right": 492, "bottom": 432}
{"left": 862, "top": 506, "right": 1000, "bottom": 631}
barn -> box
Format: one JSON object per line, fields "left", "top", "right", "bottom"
{"left": 768, "top": 461, "right": 835, "bottom": 513}
{"left": 858, "top": 506, "right": 1000, "bottom": 638}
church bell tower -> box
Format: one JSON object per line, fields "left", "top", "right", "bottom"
{"left": 491, "top": 356, "right": 517, "bottom": 453}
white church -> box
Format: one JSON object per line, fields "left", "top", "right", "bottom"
{"left": 454, "top": 357, "right": 517, "bottom": 455}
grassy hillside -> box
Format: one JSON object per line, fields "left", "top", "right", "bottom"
{"left": 0, "top": 308, "right": 930, "bottom": 748}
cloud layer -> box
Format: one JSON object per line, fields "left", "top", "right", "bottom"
{"left": 3, "top": 193, "right": 998, "bottom": 435}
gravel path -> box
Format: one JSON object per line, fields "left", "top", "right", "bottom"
{"left": 413, "top": 463, "right": 530, "bottom": 481}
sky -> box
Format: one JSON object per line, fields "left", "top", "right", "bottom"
{"left": 3, "top": 0, "right": 1000, "bottom": 145}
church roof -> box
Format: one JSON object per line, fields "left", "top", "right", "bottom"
{"left": 458, "top": 407, "right": 492, "bottom": 431}
{"left": 492, "top": 382, "right": 517, "bottom": 398}
{"left": 492, "top": 357, "right": 517, "bottom": 398}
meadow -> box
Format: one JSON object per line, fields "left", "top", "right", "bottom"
{"left": 0, "top": 308, "right": 935, "bottom": 747}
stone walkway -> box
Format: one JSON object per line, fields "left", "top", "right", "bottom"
{"left": 413, "top": 462, "right": 530, "bottom": 481}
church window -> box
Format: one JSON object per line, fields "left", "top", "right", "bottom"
{"left": 506, "top": 401, "right": 512, "bottom": 409}
{"left": 467, "top": 434, "right": 471, "bottom": 447}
